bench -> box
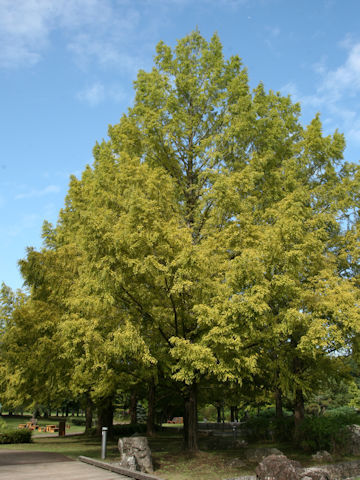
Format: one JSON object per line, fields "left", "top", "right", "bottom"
{"left": 167, "top": 417, "right": 183, "bottom": 424}
{"left": 46, "top": 425, "right": 59, "bottom": 433}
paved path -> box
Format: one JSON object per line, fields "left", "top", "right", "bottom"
{"left": 0, "top": 450, "right": 129, "bottom": 480}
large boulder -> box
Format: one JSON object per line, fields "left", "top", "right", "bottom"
{"left": 118, "top": 436, "right": 153, "bottom": 473}
{"left": 256, "top": 454, "right": 301, "bottom": 480}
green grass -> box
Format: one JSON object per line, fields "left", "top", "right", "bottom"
{"left": 0, "top": 415, "right": 85, "bottom": 435}
{"left": 0, "top": 434, "right": 107, "bottom": 459}
{"left": 0, "top": 432, "right": 256, "bottom": 479}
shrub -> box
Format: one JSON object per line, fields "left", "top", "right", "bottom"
{"left": 85, "top": 423, "right": 148, "bottom": 438}
{"left": 269, "top": 416, "right": 294, "bottom": 442}
{"left": 244, "top": 415, "right": 271, "bottom": 442}
{"left": 0, "top": 429, "right": 32, "bottom": 444}
{"left": 243, "top": 412, "right": 294, "bottom": 443}
{"left": 325, "top": 407, "right": 360, "bottom": 424}
{"left": 71, "top": 418, "right": 86, "bottom": 426}
{"left": 0, "top": 418, "right": 8, "bottom": 434}
{"left": 111, "top": 423, "right": 147, "bottom": 437}
{"left": 298, "top": 415, "right": 350, "bottom": 453}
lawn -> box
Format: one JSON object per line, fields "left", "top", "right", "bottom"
{"left": 1, "top": 419, "right": 359, "bottom": 480}
{"left": 0, "top": 430, "right": 257, "bottom": 479}
{"left": 0, "top": 414, "right": 85, "bottom": 435}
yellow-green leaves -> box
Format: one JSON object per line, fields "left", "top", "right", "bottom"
{"left": 2, "top": 32, "right": 360, "bottom": 420}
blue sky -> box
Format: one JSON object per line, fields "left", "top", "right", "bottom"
{"left": 1, "top": 0, "right": 360, "bottom": 291}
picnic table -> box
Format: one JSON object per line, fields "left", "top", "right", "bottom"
{"left": 18, "top": 422, "right": 70, "bottom": 433}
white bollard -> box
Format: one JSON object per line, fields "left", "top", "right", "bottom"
{"left": 101, "top": 427, "right": 108, "bottom": 459}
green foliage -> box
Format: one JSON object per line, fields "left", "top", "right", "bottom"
{"left": 298, "top": 415, "right": 350, "bottom": 453}
{"left": 86, "top": 423, "right": 148, "bottom": 438}
{"left": 70, "top": 418, "right": 86, "bottom": 426}
{"left": 136, "top": 404, "right": 147, "bottom": 423}
{"left": 0, "top": 418, "right": 8, "bottom": 433}
{"left": 325, "top": 406, "right": 360, "bottom": 419}
{"left": 243, "top": 411, "right": 293, "bottom": 443}
{"left": 2, "top": 31, "right": 360, "bottom": 447}
{"left": 112, "top": 423, "right": 148, "bottom": 437}
{"left": 298, "top": 410, "right": 360, "bottom": 452}
{"left": 0, "top": 429, "right": 32, "bottom": 444}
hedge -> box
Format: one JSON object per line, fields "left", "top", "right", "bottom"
{"left": 0, "top": 429, "right": 32, "bottom": 444}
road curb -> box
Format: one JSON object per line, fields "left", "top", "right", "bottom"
{"left": 79, "top": 456, "right": 165, "bottom": 480}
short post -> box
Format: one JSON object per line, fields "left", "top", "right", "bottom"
{"left": 101, "top": 427, "right": 108, "bottom": 459}
{"left": 59, "top": 420, "right": 66, "bottom": 437}
{"left": 232, "top": 425, "right": 237, "bottom": 441}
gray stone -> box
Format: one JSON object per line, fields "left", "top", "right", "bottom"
{"left": 255, "top": 454, "right": 301, "bottom": 480}
{"left": 299, "top": 467, "right": 331, "bottom": 480}
{"left": 256, "top": 455, "right": 360, "bottom": 480}
{"left": 245, "top": 447, "right": 283, "bottom": 463}
{"left": 324, "top": 460, "right": 360, "bottom": 479}
{"left": 311, "top": 451, "right": 333, "bottom": 463}
{"left": 118, "top": 436, "right": 153, "bottom": 473}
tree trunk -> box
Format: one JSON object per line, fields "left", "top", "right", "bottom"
{"left": 216, "top": 406, "right": 221, "bottom": 423}
{"left": 183, "top": 383, "right": 198, "bottom": 451}
{"left": 294, "top": 388, "right": 305, "bottom": 441}
{"left": 234, "top": 406, "right": 239, "bottom": 422}
{"left": 275, "top": 387, "right": 283, "bottom": 418}
{"left": 33, "top": 406, "right": 40, "bottom": 419}
{"left": 96, "top": 397, "right": 114, "bottom": 435}
{"left": 146, "top": 379, "right": 156, "bottom": 436}
{"left": 230, "top": 406, "right": 235, "bottom": 422}
{"left": 129, "top": 392, "right": 137, "bottom": 425}
{"left": 85, "top": 396, "right": 93, "bottom": 433}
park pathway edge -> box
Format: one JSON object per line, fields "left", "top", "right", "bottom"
{"left": 79, "top": 456, "right": 165, "bottom": 480}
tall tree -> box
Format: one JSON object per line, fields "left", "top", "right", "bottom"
{"left": 4, "top": 31, "right": 360, "bottom": 450}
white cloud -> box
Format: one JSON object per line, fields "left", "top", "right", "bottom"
{"left": 0, "top": 0, "right": 132, "bottom": 68}
{"left": 321, "top": 43, "right": 360, "bottom": 96}
{"left": 0, "top": 0, "right": 249, "bottom": 70}
{"left": 0, "top": 0, "right": 51, "bottom": 67}
{"left": 281, "top": 39, "right": 360, "bottom": 146}
{"left": 77, "top": 82, "right": 105, "bottom": 106}
{"left": 76, "top": 82, "right": 128, "bottom": 106}
{"left": 67, "top": 33, "right": 143, "bottom": 74}
{"left": 15, "top": 184, "right": 61, "bottom": 200}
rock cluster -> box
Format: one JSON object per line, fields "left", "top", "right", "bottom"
{"left": 255, "top": 454, "right": 360, "bottom": 480}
